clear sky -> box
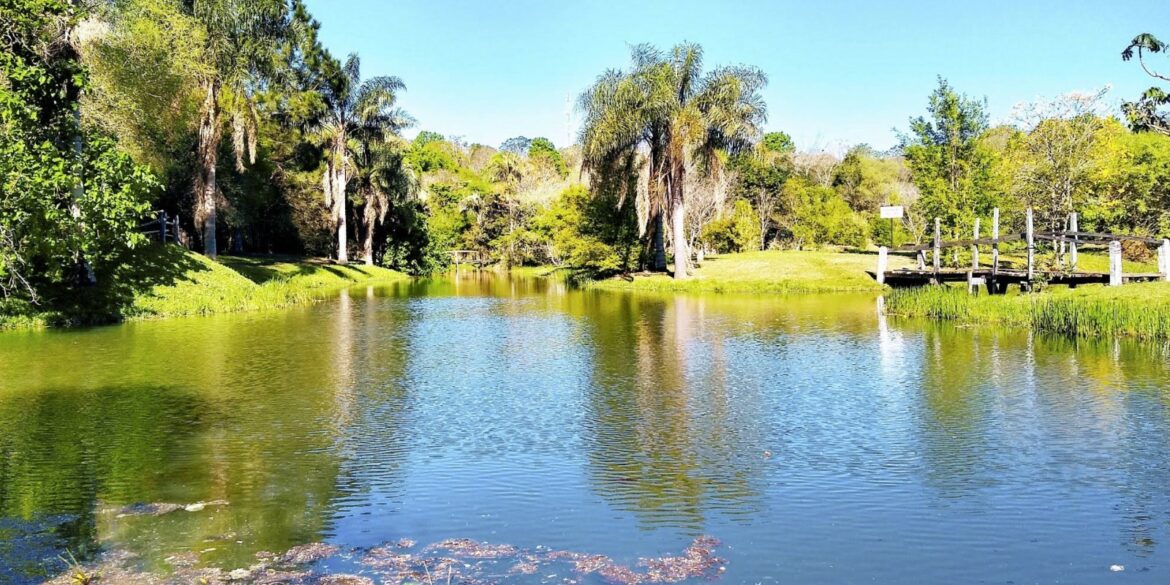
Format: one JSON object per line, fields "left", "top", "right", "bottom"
{"left": 303, "top": 0, "right": 1169, "bottom": 152}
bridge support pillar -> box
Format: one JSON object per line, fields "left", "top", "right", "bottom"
{"left": 1109, "top": 240, "right": 1123, "bottom": 287}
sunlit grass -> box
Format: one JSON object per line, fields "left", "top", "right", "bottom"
{"left": 587, "top": 250, "right": 912, "bottom": 294}
{"left": 0, "top": 245, "right": 409, "bottom": 330}
{"left": 129, "top": 251, "right": 409, "bottom": 319}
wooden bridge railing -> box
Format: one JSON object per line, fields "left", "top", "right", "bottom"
{"left": 875, "top": 207, "right": 1170, "bottom": 292}
{"left": 137, "top": 210, "right": 183, "bottom": 246}
{"left": 448, "top": 249, "right": 491, "bottom": 267}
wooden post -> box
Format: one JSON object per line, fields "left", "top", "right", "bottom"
{"left": 1109, "top": 240, "right": 1123, "bottom": 287}
{"left": 1069, "top": 212, "right": 1078, "bottom": 272}
{"left": 972, "top": 217, "right": 980, "bottom": 270}
{"left": 933, "top": 217, "right": 941, "bottom": 281}
{"left": 1026, "top": 207, "right": 1035, "bottom": 284}
{"left": 1157, "top": 238, "right": 1170, "bottom": 282}
{"left": 991, "top": 208, "right": 1000, "bottom": 276}
{"left": 158, "top": 211, "right": 167, "bottom": 243}
{"left": 877, "top": 246, "right": 888, "bottom": 285}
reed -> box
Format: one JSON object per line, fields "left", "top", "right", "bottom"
{"left": 886, "top": 283, "right": 1170, "bottom": 339}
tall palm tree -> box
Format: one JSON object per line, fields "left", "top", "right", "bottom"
{"left": 350, "top": 139, "right": 418, "bottom": 265}
{"left": 579, "top": 44, "right": 669, "bottom": 272}
{"left": 315, "top": 53, "right": 410, "bottom": 264}
{"left": 186, "top": 0, "right": 289, "bottom": 258}
{"left": 580, "top": 43, "right": 767, "bottom": 278}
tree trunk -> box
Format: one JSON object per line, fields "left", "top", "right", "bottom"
{"left": 670, "top": 163, "right": 689, "bottom": 280}
{"left": 362, "top": 202, "right": 375, "bottom": 266}
{"left": 648, "top": 139, "right": 668, "bottom": 272}
{"left": 195, "top": 79, "right": 221, "bottom": 259}
{"left": 650, "top": 212, "right": 667, "bottom": 271}
{"left": 333, "top": 141, "right": 349, "bottom": 264}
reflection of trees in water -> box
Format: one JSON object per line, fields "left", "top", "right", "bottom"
{"left": 911, "top": 322, "right": 1170, "bottom": 555}
{"left": 0, "top": 309, "right": 368, "bottom": 576}
{"left": 580, "top": 293, "right": 763, "bottom": 531}
{"left": 0, "top": 385, "right": 207, "bottom": 582}
{"left": 329, "top": 286, "right": 414, "bottom": 509}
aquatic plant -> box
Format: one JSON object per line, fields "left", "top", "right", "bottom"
{"left": 886, "top": 283, "right": 1170, "bottom": 339}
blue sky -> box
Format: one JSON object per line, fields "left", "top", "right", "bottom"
{"left": 304, "top": 0, "right": 1169, "bottom": 152}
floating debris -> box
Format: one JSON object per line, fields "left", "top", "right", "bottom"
{"left": 110, "top": 500, "right": 229, "bottom": 518}
{"left": 424, "top": 538, "right": 519, "bottom": 559}
{"left": 45, "top": 535, "right": 727, "bottom": 584}
{"left": 279, "top": 542, "right": 341, "bottom": 566}
{"left": 1111, "top": 564, "right": 1125, "bottom": 572}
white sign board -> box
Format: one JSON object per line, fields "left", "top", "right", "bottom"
{"left": 880, "top": 206, "right": 904, "bottom": 219}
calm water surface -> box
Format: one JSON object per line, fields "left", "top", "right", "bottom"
{"left": 2, "top": 273, "right": 1170, "bottom": 583}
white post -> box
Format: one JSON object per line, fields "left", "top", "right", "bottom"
{"left": 1109, "top": 240, "right": 1123, "bottom": 287}
{"left": 1069, "top": 212, "right": 1078, "bottom": 272}
{"left": 992, "top": 208, "right": 1000, "bottom": 276}
{"left": 1026, "top": 207, "right": 1035, "bottom": 283}
{"left": 1160, "top": 239, "right": 1170, "bottom": 282}
{"left": 972, "top": 217, "right": 980, "bottom": 270}
{"left": 877, "top": 246, "right": 888, "bottom": 285}
{"left": 1159, "top": 240, "right": 1166, "bottom": 281}
{"left": 933, "top": 217, "right": 941, "bottom": 278}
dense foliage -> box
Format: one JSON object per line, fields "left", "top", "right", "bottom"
{"left": 1, "top": 0, "right": 157, "bottom": 303}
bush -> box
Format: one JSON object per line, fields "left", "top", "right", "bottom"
{"left": 702, "top": 200, "right": 761, "bottom": 253}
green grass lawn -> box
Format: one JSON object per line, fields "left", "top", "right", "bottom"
{"left": 587, "top": 250, "right": 911, "bottom": 294}
{"left": 0, "top": 245, "right": 408, "bottom": 330}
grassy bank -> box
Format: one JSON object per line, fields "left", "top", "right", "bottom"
{"left": 0, "top": 245, "right": 408, "bottom": 331}
{"left": 886, "top": 283, "right": 1170, "bottom": 339}
{"left": 588, "top": 250, "right": 911, "bottom": 294}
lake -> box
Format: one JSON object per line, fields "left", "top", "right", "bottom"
{"left": 2, "top": 272, "right": 1169, "bottom": 584}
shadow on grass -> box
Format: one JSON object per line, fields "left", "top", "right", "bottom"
{"left": 219, "top": 255, "right": 374, "bottom": 285}
{"left": 37, "top": 244, "right": 210, "bottom": 327}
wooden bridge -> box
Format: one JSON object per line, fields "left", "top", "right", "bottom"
{"left": 870, "top": 208, "right": 1170, "bottom": 294}
{"left": 448, "top": 249, "right": 492, "bottom": 268}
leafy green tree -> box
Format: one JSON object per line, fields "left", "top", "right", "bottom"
{"left": 732, "top": 145, "right": 790, "bottom": 248}
{"left": 701, "top": 200, "right": 760, "bottom": 253}
{"left": 1, "top": 0, "right": 157, "bottom": 302}
{"left": 1121, "top": 33, "right": 1170, "bottom": 135}
{"left": 414, "top": 130, "right": 445, "bottom": 146}
{"left": 535, "top": 184, "right": 640, "bottom": 274}
{"left": 778, "top": 177, "right": 868, "bottom": 249}
{"left": 833, "top": 144, "right": 904, "bottom": 212}
{"left": 899, "top": 77, "right": 999, "bottom": 238}
{"left": 761, "top": 131, "right": 795, "bottom": 153}
{"left": 314, "top": 53, "right": 410, "bottom": 264}
{"left": 528, "top": 136, "right": 568, "bottom": 177}
{"left": 350, "top": 139, "right": 418, "bottom": 265}
{"left": 499, "top": 135, "right": 532, "bottom": 154}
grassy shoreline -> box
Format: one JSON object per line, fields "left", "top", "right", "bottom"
{"left": 886, "top": 283, "right": 1170, "bottom": 340}
{"left": 0, "top": 245, "right": 409, "bottom": 331}
{"left": 586, "top": 250, "right": 912, "bottom": 294}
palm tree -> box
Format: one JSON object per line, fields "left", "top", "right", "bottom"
{"left": 186, "top": 0, "right": 289, "bottom": 258}
{"left": 315, "top": 53, "right": 410, "bottom": 264}
{"left": 579, "top": 44, "right": 669, "bottom": 272}
{"left": 350, "top": 139, "right": 418, "bottom": 265}
{"left": 580, "top": 43, "right": 767, "bottom": 278}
